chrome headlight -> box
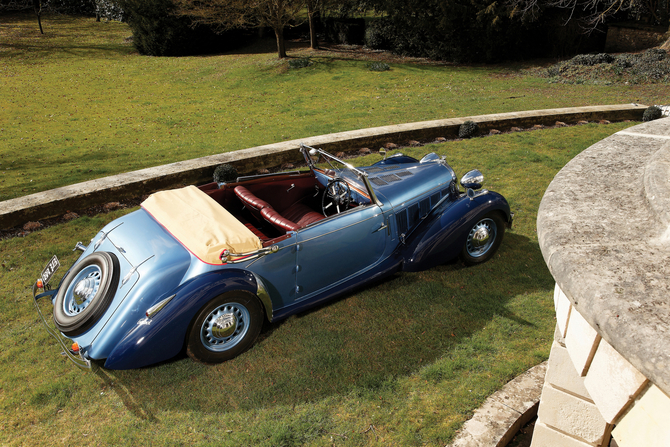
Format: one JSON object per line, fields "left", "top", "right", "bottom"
{"left": 461, "top": 170, "right": 484, "bottom": 190}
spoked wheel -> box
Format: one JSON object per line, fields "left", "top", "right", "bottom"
{"left": 186, "top": 291, "right": 263, "bottom": 364}
{"left": 53, "top": 252, "right": 120, "bottom": 336}
{"left": 459, "top": 213, "right": 505, "bottom": 266}
{"left": 321, "top": 179, "right": 351, "bottom": 215}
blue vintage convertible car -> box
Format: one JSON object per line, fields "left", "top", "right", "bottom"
{"left": 33, "top": 145, "right": 512, "bottom": 369}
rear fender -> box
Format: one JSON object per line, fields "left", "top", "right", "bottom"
{"left": 104, "top": 269, "right": 259, "bottom": 369}
{"left": 400, "top": 192, "right": 511, "bottom": 272}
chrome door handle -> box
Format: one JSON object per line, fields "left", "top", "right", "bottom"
{"left": 374, "top": 223, "right": 388, "bottom": 233}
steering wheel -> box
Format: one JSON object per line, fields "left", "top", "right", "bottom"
{"left": 322, "top": 179, "right": 352, "bottom": 216}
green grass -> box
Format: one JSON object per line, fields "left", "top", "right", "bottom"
{"left": 1, "top": 13, "right": 669, "bottom": 202}
{"left": 0, "top": 12, "right": 661, "bottom": 446}
{"left": 1, "top": 121, "right": 632, "bottom": 445}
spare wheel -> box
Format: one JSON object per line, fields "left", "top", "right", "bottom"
{"left": 53, "top": 252, "right": 120, "bottom": 337}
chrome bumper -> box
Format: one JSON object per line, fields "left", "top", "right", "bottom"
{"left": 32, "top": 282, "right": 91, "bottom": 370}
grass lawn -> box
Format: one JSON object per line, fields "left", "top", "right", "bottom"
{"left": 1, "top": 13, "right": 669, "bottom": 203}
{"left": 0, "top": 12, "right": 665, "bottom": 447}
{"left": 0, "top": 121, "right": 633, "bottom": 446}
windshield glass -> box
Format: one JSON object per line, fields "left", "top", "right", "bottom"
{"left": 300, "top": 144, "right": 381, "bottom": 206}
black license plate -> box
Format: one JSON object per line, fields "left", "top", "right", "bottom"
{"left": 40, "top": 255, "right": 61, "bottom": 286}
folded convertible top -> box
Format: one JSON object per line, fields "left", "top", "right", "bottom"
{"left": 142, "top": 185, "right": 262, "bottom": 264}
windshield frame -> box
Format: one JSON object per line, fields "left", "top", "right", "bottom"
{"left": 300, "top": 144, "right": 383, "bottom": 207}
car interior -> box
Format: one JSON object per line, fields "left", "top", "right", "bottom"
{"left": 199, "top": 171, "right": 348, "bottom": 247}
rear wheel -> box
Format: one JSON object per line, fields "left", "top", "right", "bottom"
{"left": 459, "top": 213, "right": 505, "bottom": 266}
{"left": 53, "top": 252, "right": 120, "bottom": 336}
{"left": 186, "top": 291, "right": 263, "bottom": 364}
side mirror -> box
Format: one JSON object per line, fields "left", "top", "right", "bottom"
{"left": 379, "top": 148, "right": 387, "bottom": 160}
{"left": 461, "top": 170, "right": 484, "bottom": 190}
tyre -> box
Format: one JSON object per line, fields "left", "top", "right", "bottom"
{"left": 186, "top": 291, "right": 263, "bottom": 364}
{"left": 459, "top": 213, "right": 505, "bottom": 266}
{"left": 53, "top": 252, "right": 120, "bottom": 336}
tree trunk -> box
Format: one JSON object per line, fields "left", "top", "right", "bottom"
{"left": 274, "top": 26, "right": 287, "bottom": 58}
{"left": 308, "top": 1, "right": 319, "bottom": 50}
{"left": 33, "top": 0, "right": 44, "bottom": 34}
{"left": 662, "top": 34, "right": 670, "bottom": 51}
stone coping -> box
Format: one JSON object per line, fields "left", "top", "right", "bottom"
{"left": 537, "top": 117, "right": 670, "bottom": 397}
{"left": 448, "top": 362, "right": 547, "bottom": 447}
{"left": 0, "top": 104, "right": 645, "bottom": 230}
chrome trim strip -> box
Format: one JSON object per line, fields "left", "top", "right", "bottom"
{"left": 252, "top": 272, "right": 274, "bottom": 322}
{"left": 236, "top": 171, "right": 302, "bottom": 182}
{"left": 122, "top": 255, "right": 154, "bottom": 286}
{"left": 32, "top": 283, "right": 91, "bottom": 370}
{"left": 145, "top": 294, "right": 176, "bottom": 319}
{"left": 297, "top": 210, "right": 382, "bottom": 243}
{"left": 93, "top": 222, "right": 123, "bottom": 251}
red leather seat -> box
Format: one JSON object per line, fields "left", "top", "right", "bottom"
{"left": 235, "top": 185, "right": 325, "bottom": 233}
{"left": 235, "top": 186, "right": 272, "bottom": 221}
{"left": 261, "top": 202, "right": 325, "bottom": 232}
{"left": 282, "top": 203, "right": 326, "bottom": 228}
{"left": 260, "top": 207, "right": 300, "bottom": 232}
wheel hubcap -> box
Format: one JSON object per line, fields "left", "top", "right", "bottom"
{"left": 73, "top": 278, "right": 96, "bottom": 305}
{"left": 64, "top": 266, "right": 102, "bottom": 316}
{"left": 471, "top": 226, "right": 490, "bottom": 248}
{"left": 201, "top": 303, "right": 249, "bottom": 352}
{"left": 211, "top": 313, "right": 237, "bottom": 339}
{"left": 466, "top": 218, "right": 497, "bottom": 258}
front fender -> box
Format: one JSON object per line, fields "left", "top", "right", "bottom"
{"left": 400, "top": 192, "right": 511, "bottom": 272}
{"left": 104, "top": 269, "right": 258, "bottom": 369}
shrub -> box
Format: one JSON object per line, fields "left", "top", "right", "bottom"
{"left": 642, "top": 48, "right": 668, "bottom": 62}
{"left": 117, "top": 0, "right": 249, "bottom": 56}
{"left": 643, "top": 106, "right": 663, "bottom": 122}
{"left": 213, "top": 164, "right": 238, "bottom": 183}
{"left": 364, "top": 19, "right": 394, "bottom": 50}
{"left": 545, "top": 49, "right": 670, "bottom": 84}
{"left": 459, "top": 121, "right": 479, "bottom": 139}
{"left": 569, "top": 53, "right": 615, "bottom": 66}
{"left": 288, "top": 58, "right": 312, "bottom": 69}
{"left": 322, "top": 18, "right": 366, "bottom": 45}
{"left": 368, "top": 62, "right": 390, "bottom": 72}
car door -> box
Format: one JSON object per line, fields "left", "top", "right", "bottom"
{"left": 245, "top": 233, "right": 298, "bottom": 309}
{"left": 294, "top": 204, "right": 389, "bottom": 300}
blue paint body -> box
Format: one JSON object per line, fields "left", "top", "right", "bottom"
{"left": 42, "top": 149, "right": 512, "bottom": 369}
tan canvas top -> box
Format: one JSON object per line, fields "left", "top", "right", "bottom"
{"left": 141, "top": 185, "right": 262, "bottom": 264}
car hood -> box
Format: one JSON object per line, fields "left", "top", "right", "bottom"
{"left": 362, "top": 160, "right": 456, "bottom": 208}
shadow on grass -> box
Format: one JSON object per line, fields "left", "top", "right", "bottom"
{"left": 101, "top": 231, "right": 553, "bottom": 415}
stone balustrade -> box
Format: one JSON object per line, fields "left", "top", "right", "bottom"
{"left": 533, "top": 117, "right": 670, "bottom": 446}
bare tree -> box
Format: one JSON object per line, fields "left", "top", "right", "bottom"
{"left": 307, "top": 0, "right": 319, "bottom": 49}
{"left": 174, "top": 0, "right": 306, "bottom": 58}
{"left": 509, "top": 0, "right": 669, "bottom": 31}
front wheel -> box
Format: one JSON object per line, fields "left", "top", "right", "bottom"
{"left": 459, "top": 213, "right": 505, "bottom": 266}
{"left": 186, "top": 291, "right": 263, "bottom": 364}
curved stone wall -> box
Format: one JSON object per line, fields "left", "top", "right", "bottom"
{"left": 533, "top": 118, "right": 670, "bottom": 446}
{"left": 0, "top": 104, "right": 645, "bottom": 230}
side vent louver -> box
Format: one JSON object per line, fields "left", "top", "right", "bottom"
{"left": 396, "top": 209, "right": 408, "bottom": 236}
{"left": 408, "top": 203, "right": 420, "bottom": 228}
{"left": 419, "top": 198, "right": 430, "bottom": 218}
